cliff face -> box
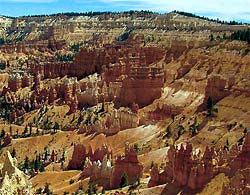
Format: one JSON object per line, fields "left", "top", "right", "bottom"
{"left": 0, "top": 12, "right": 223, "bottom": 44}
{"left": 68, "top": 144, "right": 112, "bottom": 170}
{"left": 75, "top": 144, "right": 143, "bottom": 189}
{"left": 110, "top": 145, "right": 143, "bottom": 189}
{"left": 149, "top": 133, "right": 250, "bottom": 193}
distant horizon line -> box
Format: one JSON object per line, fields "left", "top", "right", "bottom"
{"left": 1, "top": 10, "right": 249, "bottom": 25}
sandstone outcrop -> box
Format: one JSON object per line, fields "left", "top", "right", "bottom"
{"left": 110, "top": 145, "right": 143, "bottom": 189}
{"left": 2, "top": 134, "right": 12, "bottom": 147}
{"left": 26, "top": 35, "right": 165, "bottom": 108}
{"left": 0, "top": 73, "right": 9, "bottom": 92}
{"left": 0, "top": 40, "right": 66, "bottom": 54}
{"left": 78, "top": 103, "right": 139, "bottom": 135}
{"left": 149, "top": 132, "right": 250, "bottom": 192}
{"left": 68, "top": 144, "right": 112, "bottom": 170}
{"left": 0, "top": 151, "right": 32, "bottom": 195}
{"left": 79, "top": 144, "right": 143, "bottom": 189}
{"left": 82, "top": 155, "right": 113, "bottom": 188}
{"left": 8, "top": 73, "right": 34, "bottom": 92}
{"left": 204, "top": 75, "right": 229, "bottom": 104}
{"left": 221, "top": 168, "right": 250, "bottom": 195}
{"left": 148, "top": 164, "right": 168, "bottom": 188}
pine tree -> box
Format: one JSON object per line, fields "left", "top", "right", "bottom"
{"left": 210, "top": 34, "right": 214, "bottom": 41}
{"left": 206, "top": 96, "right": 218, "bottom": 117}
{"left": 11, "top": 148, "right": 16, "bottom": 158}
{"left": 9, "top": 126, "right": 12, "bottom": 136}
{"left": 166, "top": 125, "right": 172, "bottom": 138}
{"left": 29, "top": 123, "right": 32, "bottom": 136}
{"left": 224, "top": 138, "right": 230, "bottom": 151}
{"left": 44, "top": 147, "right": 49, "bottom": 161}
{"left": 24, "top": 156, "right": 29, "bottom": 170}
{"left": 39, "top": 164, "right": 45, "bottom": 172}
{"left": 133, "top": 143, "right": 140, "bottom": 153}
{"left": 93, "top": 185, "right": 97, "bottom": 194}
{"left": 101, "top": 187, "right": 105, "bottom": 194}
{"left": 34, "top": 156, "right": 39, "bottom": 172}
{"left": 16, "top": 129, "right": 19, "bottom": 138}
{"left": 120, "top": 173, "right": 128, "bottom": 188}
{"left": 0, "top": 129, "right": 5, "bottom": 138}
{"left": 43, "top": 183, "right": 51, "bottom": 195}
{"left": 87, "top": 184, "right": 93, "bottom": 195}
{"left": 54, "top": 122, "right": 59, "bottom": 130}
{"left": 23, "top": 125, "right": 28, "bottom": 135}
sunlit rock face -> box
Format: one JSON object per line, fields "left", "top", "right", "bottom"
{"left": 0, "top": 151, "right": 32, "bottom": 195}
{"left": 69, "top": 144, "right": 143, "bottom": 189}
{"left": 110, "top": 145, "right": 143, "bottom": 189}
{"left": 149, "top": 133, "right": 250, "bottom": 191}
{"left": 68, "top": 144, "right": 112, "bottom": 170}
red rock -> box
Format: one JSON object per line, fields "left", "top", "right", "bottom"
{"left": 230, "top": 132, "right": 250, "bottom": 173}
{"left": 50, "top": 150, "right": 55, "bottom": 162}
{"left": 148, "top": 164, "right": 160, "bottom": 187}
{"left": 204, "top": 75, "right": 229, "bottom": 104}
{"left": 68, "top": 144, "right": 112, "bottom": 170}
{"left": 110, "top": 145, "right": 143, "bottom": 189}
{"left": 149, "top": 133, "right": 250, "bottom": 191}
{"left": 8, "top": 74, "right": 22, "bottom": 92}
{"left": 48, "top": 88, "right": 57, "bottom": 103}
{"left": 3, "top": 134, "right": 12, "bottom": 147}
{"left": 68, "top": 96, "right": 78, "bottom": 114}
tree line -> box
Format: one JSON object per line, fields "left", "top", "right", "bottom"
{"left": 174, "top": 11, "right": 247, "bottom": 25}
{"left": 17, "top": 10, "right": 154, "bottom": 18}
{"left": 231, "top": 28, "right": 250, "bottom": 43}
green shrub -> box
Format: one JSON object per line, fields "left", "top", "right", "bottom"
{"left": 69, "top": 179, "right": 74, "bottom": 185}
{"left": 120, "top": 173, "right": 128, "bottom": 188}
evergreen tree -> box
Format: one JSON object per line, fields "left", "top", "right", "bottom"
{"left": 43, "top": 183, "right": 52, "bottom": 195}
{"left": 93, "top": 185, "right": 97, "bottom": 194}
{"left": 11, "top": 148, "right": 16, "bottom": 158}
{"left": 29, "top": 123, "right": 32, "bottom": 136}
{"left": 24, "top": 156, "right": 30, "bottom": 170}
{"left": 0, "top": 129, "right": 5, "bottom": 138}
{"left": 16, "top": 129, "right": 19, "bottom": 138}
{"left": 36, "top": 188, "right": 43, "bottom": 194}
{"left": 189, "top": 117, "right": 199, "bottom": 137}
{"left": 9, "top": 126, "right": 12, "bottom": 136}
{"left": 133, "top": 143, "right": 140, "bottom": 153}
{"left": 166, "top": 125, "right": 172, "bottom": 138}
{"left": 44, "top": 147, "right": 49, "bottom": 161}
{"left": 34, "top": 156, "right": 39, "bottom": 172}
{"left": 23, "top": 125, "right": 28, "bottom": 135}
{"left": 54, "top": 122, "right": 59, "bottom": 130}
{"left": 206, "top": 96, "right": 218, "bottom": 117}
{"left": 39, "top": 164, "right": 45, "bottom": 172}
{"left": 61, "top": 149, "right": 66, "bottom": 162}
{"left": 101, "top": 187, "right": 105, "bottom": 194}
{"left": 120, "top": 173, "right": 128, "bottom": 188}
{"left": 209, "top": 34, "right": 214, "bottom": 41}
{"left": 224, "top": 138, "right": 230, "bottom": 151}
{"left": 33, "top": 117, "right": 36, "bottom": 125}
{"left": 231, "top": 28, "right": 250, "bottom": 43}
{"left": 87, "top": 184, "right": 93, "bottom": 195}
